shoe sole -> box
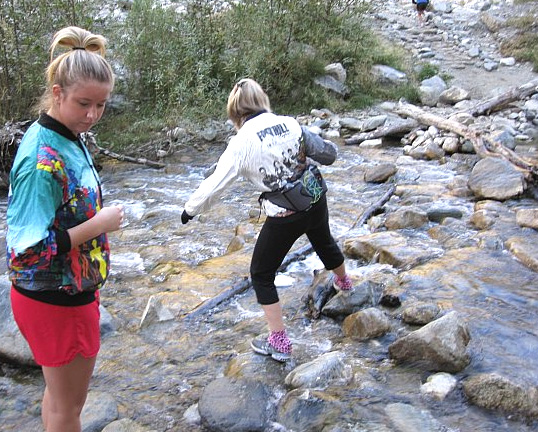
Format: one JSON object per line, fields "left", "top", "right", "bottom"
{"left": 250, "top": 341, "right": 291, "bottom": 362}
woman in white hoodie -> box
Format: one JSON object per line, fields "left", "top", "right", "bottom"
{"left": 182, "top": 78, "right": 353, "bottom": 361}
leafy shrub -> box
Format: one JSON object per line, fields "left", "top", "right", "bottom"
{"left": 117, "top": 0, "right": 394, "bottom": 119}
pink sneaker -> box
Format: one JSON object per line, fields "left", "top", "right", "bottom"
{"left": 333, "top": 274, "right": 354, "bottom": 292}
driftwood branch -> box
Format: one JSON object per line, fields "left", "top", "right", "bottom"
{"left": 348, "top": 184, "right": 395, "bottom": 231}
{"left": 466, "top": 78, "right": 538, "bottom": 117}
{"left": 182, "top": 277, "right": 252, "bottom": 321}
{"left": 344, "top": 119, "right": 418, "bottom": 146}
{"left": 393, "top": 102, "right": 538, "bottom": 178}
{"left": 96, "top": 145, "right": 166, "bottom": 169}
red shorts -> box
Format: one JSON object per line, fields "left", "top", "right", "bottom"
{"left": 10, "top": 287, "right": 100, "bottom": 367}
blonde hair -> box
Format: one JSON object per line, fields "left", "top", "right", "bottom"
{"left": 36, "top": 26, "right": 114, "bottom": 113}
{"left": 226, "top": 78, "right": 271, "bottom": 129}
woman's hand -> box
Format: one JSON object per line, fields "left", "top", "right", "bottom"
{"left": 67, "top": 205, "right": 124, "bottom": 248}
{"left": 94, "top": 205, "right": 124, "bottom": 233}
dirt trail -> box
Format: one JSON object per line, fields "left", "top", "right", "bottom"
{"left": 373, "top": 0, "right": 538, "bottom": 99}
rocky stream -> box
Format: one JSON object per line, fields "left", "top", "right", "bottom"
{"left": 1, "top": 0, "right": 538, "bottom": 431}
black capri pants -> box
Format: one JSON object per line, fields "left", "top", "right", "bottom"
{"left": 250, "top": 195, "right": 345, "bottom": 305}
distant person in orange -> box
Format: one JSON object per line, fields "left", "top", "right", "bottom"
{"left": 412, "top": 0, "right": 429, "bottom": 24}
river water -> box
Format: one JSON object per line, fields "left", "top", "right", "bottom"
{"left": 1, "top": 138, "right": 538, "bottom": 431}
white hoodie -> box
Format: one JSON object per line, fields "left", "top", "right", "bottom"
{"left": 184, "top": 111, "right": 337, "bottom": 217}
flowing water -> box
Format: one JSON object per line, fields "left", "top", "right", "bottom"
{"left": 1, "top": 140, "right": 538, "bottom": 431}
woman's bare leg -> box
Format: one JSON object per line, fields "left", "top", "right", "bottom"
{"left": 41, "top": 354, "right": 96, "bottom": 432}
{"left": 262, "top": 302, "right": 285, "bottom": 332}
{"left": 332, "top": 262, "right": 346, "bottom": 278}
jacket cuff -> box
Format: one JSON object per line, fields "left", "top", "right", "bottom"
{"left": 54, "top": 229, "right": 72, "bottom": 254}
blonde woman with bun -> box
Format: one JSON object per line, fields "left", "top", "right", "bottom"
{"left": 6, "top": 26, "right": 123, "bottom": 431}
{"left": 182, "top": 78, "right": 353, "bottom": 362}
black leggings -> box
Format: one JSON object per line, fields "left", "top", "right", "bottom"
{"left": 250, "top": 195, "right": 345, "bottom": 305}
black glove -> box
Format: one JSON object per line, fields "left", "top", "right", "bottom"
{"left": 181, "top": 210, "right": 194, "bottom": 224}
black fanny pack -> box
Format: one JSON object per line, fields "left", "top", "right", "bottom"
{"left": 260, "top": 165, "right": 328, "bottom": 212}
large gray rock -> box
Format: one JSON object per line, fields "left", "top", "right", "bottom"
{"left": 277, "top": 388, "right": 342, "bottom": 432}
{"left": 419, "top": 75, "right": 448, "bottom": 107}
{"left": 343, "top": 231, "right": 438, "bottom": 269}
{"left": 385, "top": 207, "right": 429, "bottom": 230}
{"left": 322, "top": 280, "right": 381, "bottom": 319}
{"left": 284, "top": 351, "right": 352, "bottom": 389}
{"left": 102, "top": 418, "right": 157, "bottom": 432}
{"left": 388, "top": 311, "right": 471, "bottom": 372}
{"left": 463, "top": 373, "right": 538, "bottom": 420}
{"left": 81, "top": 391, "right": 119, "bottom": 432}
{"left": 468, "top": 157, "right": 526, "bottom": 200}
{"left": 371, "top": 65, "right": 408, "bottom": 85}
{"left": 0, "top": 277, "right": 35, "bottom": 366}
{"left": 198, "top": 377, "right": 271, "bottom": 432}
{"left": 314, "top": 75, "right": 349, "bottom": 97}
{"left": 342, "top": 307, "right": 392, "bottom": 339}
{"left": 439, "top": 86, "right": 470, "bottom": 105}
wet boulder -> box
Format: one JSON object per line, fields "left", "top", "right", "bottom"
{"left": 342, "top": 307, "right": 392, "bottom": 339}
{"left": 388, "top": 311, "right": 471, "bottom": 373}
{"left": 385, "top": 402, "right": 453, "bottom": 431}
{"left": 505, "top": 235, "right": 538, "bottom": 272}
{"left": 198, "top": 377, "right": 271, "bottom": 432}
{"left": 321, "top": 280, "right": 382, "bottom": 319}
{"left": 385, "top": 207, "right": 429, "bottom": 230}
{"left": 401, "top": 302, "right": 441, "bottom": 325}
{"left": 277, "top": 388, "right": 343, "bottom": 432}
{"left": 515, "top": 208, "right": 538, "bottom": 230}
{"left": 468, "top": 157, "right": 526, "bottom": 200}
{"left": 420, "top": 372, "right": 458, "bottom": 401}
{"left": 284, "top": 351, "right": 352, "bottom": 389}
{"left": 364, "top": 163, "right": 397, "bottom": 183}
{"left": 426, "top": 205, "right": 463, "bottom": 223}
{"left": 302, "top": 269, "right": 337, "bottom": 319}
{"left": 343, "top": 231, "right": 438, "bottom": 269}
{"left": 225, "top": 352, "right": 289, "bottom": 383}
{"left": 463, "top": 373, "right": 538, "bottom": 420}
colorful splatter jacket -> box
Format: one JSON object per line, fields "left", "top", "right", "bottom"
{"left": 6, "top": 114, "right": 110, "bottom": 295}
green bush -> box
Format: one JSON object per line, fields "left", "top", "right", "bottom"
{"left": 2, "top": 0, "right": 415, "bottom": 152}
{"left": 117, "top": 0, "right": 383, "bottom": 119}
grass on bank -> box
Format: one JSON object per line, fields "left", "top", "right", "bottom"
{"left": 501, "top": 3, "right": 538, "bottom": 71}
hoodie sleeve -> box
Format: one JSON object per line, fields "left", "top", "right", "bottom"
{"left": 184, "top": 144, "right": 241, "bottom": 216}
{"left": 301, "top": 126, "right": 338, "bottom": 165}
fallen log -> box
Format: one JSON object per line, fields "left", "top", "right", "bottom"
{"left": 393, "top": 102, "right": 538, "bottom": 179}
{"left": 466, "top": 78, "right": 538, "bottom": 117}
{"left": 96, "top": 145, "right": 165, "bottom": 169}
{"left": 348, "top": 184, "right": 395, "bottom": 231}
{"left": 0, "top": 122, "right": 166, "bottom": 188}
{"left": 181, "top": 277, "right": 252, "bottom": 322}
{"left": 344, "top": 119, "right": 418, "bottom": 146}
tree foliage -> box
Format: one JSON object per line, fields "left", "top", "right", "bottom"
{"left": 117, "top": 0, "right": 372, "bottom": 118}
{"left": 1, "top": 0, "right": 412, "bottom": 142}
